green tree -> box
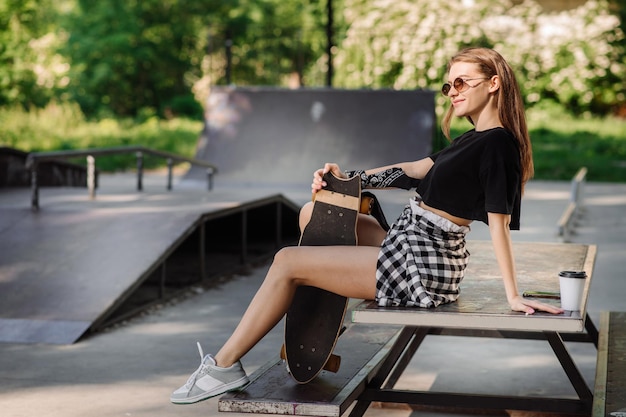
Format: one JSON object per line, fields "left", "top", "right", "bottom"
{"left": 62, "top": 0, "right": 219, "bottom": 118}
{"left": 199, "top": 0, "right": 343, "bottom": 88}
{"left": 0, "top": 0, "right": 62, "bottom": 108}
{"left": 6, "top": 0, "right": 620, "bottom": 119}
{"left": 61, "top": 0, "right": 337, "bottom": 118}
{"left": 608, "top": 0, "right": 626, "bottom": 115}
{"left": 333, "top": 0, "right": 625, "bottom": 116}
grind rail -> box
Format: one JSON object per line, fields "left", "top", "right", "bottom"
{"left": 25, "top": 146, "right": 218, "bottom": 211}
{"left": 556, "top": 166, "right": 587, "bottom": 242}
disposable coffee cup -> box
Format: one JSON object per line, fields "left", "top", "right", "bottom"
{"left": 558, "top": 271, "right": 587, "bottom": 311}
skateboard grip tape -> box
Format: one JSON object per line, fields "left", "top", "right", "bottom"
{"left": 314, "top": 190, "right": 360, "bottom": 211}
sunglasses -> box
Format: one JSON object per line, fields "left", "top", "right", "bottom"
{"left": 441, "top": 77, "right": 490, "bottom": 96}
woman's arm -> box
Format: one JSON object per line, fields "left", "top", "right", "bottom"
{"left": 488, "top": 212, "right": 564, "bottom": 315}
{"left": 313, "top": 159, "right": 434, "bottom": 193}
{"left": 362, "top": 159, "right": 434, "bottom": 180}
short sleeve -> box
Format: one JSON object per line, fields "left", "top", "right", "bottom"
{"left": 429, "top": 149, "right": 443, "bottom": 163}
{"left": 479, "top": 133, "right": 522, "bottom": 229}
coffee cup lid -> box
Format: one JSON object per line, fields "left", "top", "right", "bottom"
{"left": 559, "top": 270, "right": 587, "bottom": 279}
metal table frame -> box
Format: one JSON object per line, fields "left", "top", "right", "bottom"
{"left": 348, "top": 319, "right": 598, "bottom": 415}
{"left": 351, "top": 241, "right": 598, "bottom": 415}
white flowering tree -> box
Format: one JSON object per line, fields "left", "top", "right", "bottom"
{"left": 330, "top": 0, "right": 625, "bottom": 115}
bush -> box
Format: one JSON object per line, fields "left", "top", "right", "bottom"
{"left": 163, "top": 94, "right": 205, "bottom": 120}
{"left": 0, "top": 102, "right": 203, "bottom": 172}
{"left": 333, "top": 0, "right": 625, "bottom": 117}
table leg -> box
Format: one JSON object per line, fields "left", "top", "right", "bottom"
{"left": 348, "top": 326, "right": 424, "bottom": 417}
{"left": 382, "top": 327, "right": 429, "bottom": 389}
{"left": 584, "top": 312, "right": 599, "bottom": 348}
{"left": 544, "top": 331, "right": 593, "bottom": 408}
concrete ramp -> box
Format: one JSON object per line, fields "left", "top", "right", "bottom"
{"left": 187, "top": 88, "right": 435, "bottom": 187}
{"left": 0, "top": 206, "right": 198, "bottom": 344}
{"left": 0, "top": 181, "right": 300, "bottom": 345}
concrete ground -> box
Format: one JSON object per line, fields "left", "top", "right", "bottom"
{"left": 0, "top": 177, "right": 624, "bottom": 417}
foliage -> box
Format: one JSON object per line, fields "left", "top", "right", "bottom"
{"left": 526, "top": 105, "right": 626, "bottom": 181}
{"left": 0, "top": 0, "right": 66, "bottom": 108}
{"left": 192, "top": 0, "right": 344, "bottom": 103}
{"left": 57, "top": 0, "right": 336, "bottom": 118}
{"left": 0, "top": 0, "right": 624, "bottom": 120}
{"left": 333, "top": 0, "right": 625, "bottom": 116}
{"left": 0, "top": 102, "right": 202, "bottom": 171}
{"left": 61, "top": 0, "right": 222, "bottom": 118}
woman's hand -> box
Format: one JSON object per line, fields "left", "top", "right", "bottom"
{"left": 508, "top": 295, "right": 564, "bottom": 315}
{"left": 312, "top": 163, "right": 345, "bottom": 193}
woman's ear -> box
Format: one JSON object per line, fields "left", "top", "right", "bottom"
{"left": 488, "top": 75, "right": 500, "bottom": 93}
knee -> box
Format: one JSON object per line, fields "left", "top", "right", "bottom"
{"left": 272, "top": 246, "right": 298, "bottom": 275}
{"left": 269, "top": 246, "right": 299, "bottom": 284}
{"left": 272, "top": 246, "right": 298, "bottom": 272}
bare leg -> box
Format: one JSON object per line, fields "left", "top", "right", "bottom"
{"left": 214, "top": 245, "right": 381, "bottom": 367}
{"left": 214, "top": 203, "right": 387, "bottom": 367}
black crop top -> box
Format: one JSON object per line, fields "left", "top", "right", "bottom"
{"left": 418, "top": 127, "right": 522, "bottom": 230}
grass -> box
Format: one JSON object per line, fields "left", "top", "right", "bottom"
{"left": 0, "top": 102, "right": 203, "bottom": 171}
{"left": 527, "top": 108, "right": 626, "bottom": 182}
{"left": 1, "top": 102, "right": 625, "bottom": 182}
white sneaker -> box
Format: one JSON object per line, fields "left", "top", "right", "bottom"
{"left": 170, "top": 343, "right": 249, "bottom": 404}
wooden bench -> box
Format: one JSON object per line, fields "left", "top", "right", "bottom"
{"left": 219, "top": 323, "right": 403, "bottom": 416}
{"left": 593, "top": 311, "right": 626, "bottom": 416}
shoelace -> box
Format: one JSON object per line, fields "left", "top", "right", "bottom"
{"left": 184, "top": 342, "right": 212, "bottom": 389}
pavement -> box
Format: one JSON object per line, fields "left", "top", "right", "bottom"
{"left": 1, "top": 175, "right": 625, "bottom": 417}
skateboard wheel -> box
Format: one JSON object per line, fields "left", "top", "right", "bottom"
{"left": 323, "top": 354, "right": 341, "bottom": 373}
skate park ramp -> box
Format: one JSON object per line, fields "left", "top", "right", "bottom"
{"left": 186, "top": 87, "right": 436, "bottom": 188}
{"left": 0, "top": 89, "right": 435, "bottom": 345}
{"left": 0, "top": 178, "right": 301, "bottom": 345}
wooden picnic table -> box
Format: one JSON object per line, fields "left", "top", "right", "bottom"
{"left": 221, "top": 240, "right": 598, "bottom": 416}
{"left": 350, "top": 240, "right": 598, "bottom": 415}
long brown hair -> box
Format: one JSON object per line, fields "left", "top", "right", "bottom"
{"left": 441, "top": 47, "right": 534, "bottom": 187}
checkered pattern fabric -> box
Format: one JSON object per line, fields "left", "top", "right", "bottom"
{"left": 376, "top": 197, "right": 470, "bottom": 308}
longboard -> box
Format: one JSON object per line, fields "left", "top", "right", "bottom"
{"left": 282, "top": 172, "right": 360, "bottom": 384}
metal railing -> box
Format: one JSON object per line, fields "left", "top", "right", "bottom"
{"left": 25, "top": 146, "right": 218, "bottom": 211}
{"left": 556, "top": 166, "right": 587, "bottom": 242}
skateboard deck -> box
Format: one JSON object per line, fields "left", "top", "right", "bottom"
{"left": 283, "top": 172, "right": 361, "bottom": 384}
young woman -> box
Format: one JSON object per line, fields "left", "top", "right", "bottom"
{"left": 170, "top": 47, "right": 563, "bottom": 405}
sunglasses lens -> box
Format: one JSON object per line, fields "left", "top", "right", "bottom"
{"left": 442, "top": 78, "right": 468, "bottom": 95}
{"left": 453, "top": 78, "right": 466, "bottom": 92}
